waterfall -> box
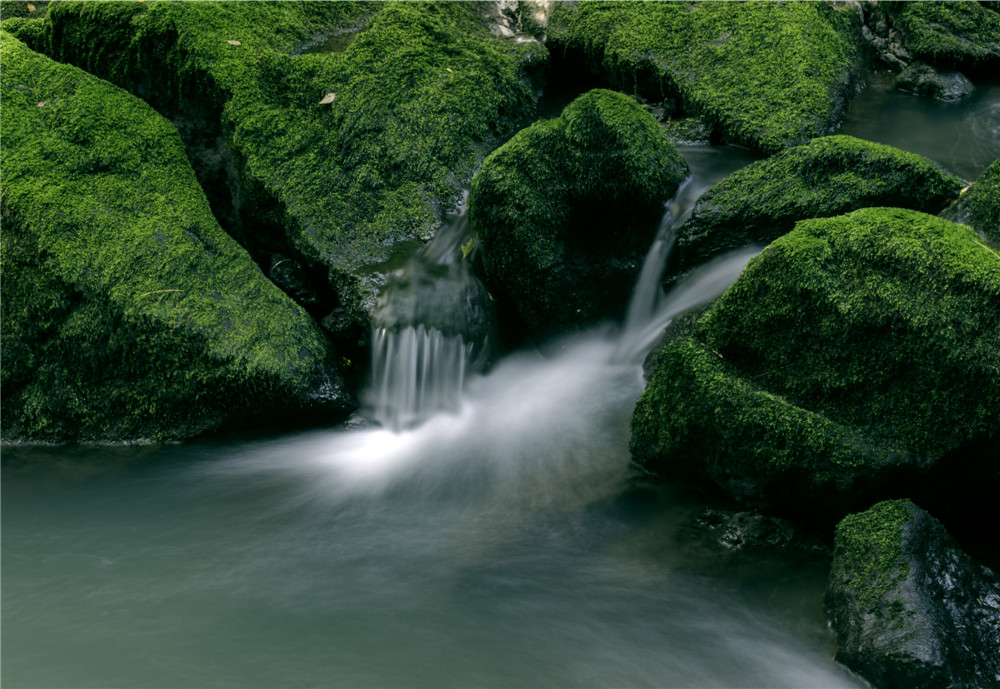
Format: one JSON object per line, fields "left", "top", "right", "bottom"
{"left": 614, "top": 175, "right": 759, "bottom": 364}
{"left": 367, "top": 213, "right": 493, "bottom": 431}
{"left": 369, "top": 325, "right": 474, "bottom": 431}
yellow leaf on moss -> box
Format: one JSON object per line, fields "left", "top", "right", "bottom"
{"left": 226, "top": 40, "right": 242, "bottom": 46}
{"left": 319, "top": 92, "right": 336, "bottom": 105}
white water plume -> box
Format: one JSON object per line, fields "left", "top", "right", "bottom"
{"left": 369, "top": 325, "right": 474, "bottom": 431}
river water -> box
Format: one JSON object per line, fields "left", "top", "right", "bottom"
{"left": 4, "top": 78, "right": 998, "bottom": 688}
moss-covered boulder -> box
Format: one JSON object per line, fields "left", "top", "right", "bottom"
{"left": 631, "top": 208, "right": 1000, "bottom": 521}
{"left": 826, "top": 500, "right": 1000, "bottom": 689}
{"left": 896, "top": 1, "right": 1000, "bottom": 74}
{"left": 0, "top": 32, "right": 352, "bottom": 443}
{"left": 669, "top": 136, "right": 965, "bottom": 282}
{"left": 468, "top": 89, "right": 688, "bottom": 338}
{"left": 24, "top": 1, "right": 546, "bottom": 331}
{"left": 942, "top": 158, "right": 1000, "bottom": 244}
{"left": 547, "top": 1, "right": 865, "bottom": 154}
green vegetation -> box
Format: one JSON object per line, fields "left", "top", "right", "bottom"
{"left": 830, "top": 500, "right": 912, "bottom": 615}
{"left": 469, "top": 89, "right": 688, "bottom": 337}
{"left": 632, "top": 207, "right": 1000, "bottom": 519}
{"left": 942, "top": 158, "right": 1000, "bottom": 243}
{"left": 547, "top": 1, "right": 864, "bottom": 153}
{"left": 897, "top": 1, "right": 1000, "bottom": 70}
{"left": 672, "top": 135, "right": 965, "bottom": 277}
{"left": 0, "top": 32, "right": 351, "bottom": 442}
{"left": 22, "top": 1, "right": 546, "bottom": 327}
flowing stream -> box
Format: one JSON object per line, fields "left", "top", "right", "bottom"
{"left": 4, "top": 81, "right": 997, "bottom": 687}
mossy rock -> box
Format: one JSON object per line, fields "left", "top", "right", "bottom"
{"left": 826, "top": 500, "right": 1000, "bottom": 689}
{"left": 941, "top": 158, "right": 1000, "bottom": 244}
{"left": 468, "top": 88, "right": 688, "bottom": 338}
{"left": 631, "top": 208, "right": 1000, "bottom": 521}
{"left": 30, "top": 1, "right": 547, "bottom": 330}
{"left": 669, "top": 135, "right": 965, "bottom": 283}
{"left": 897, "top": 1, "right": 1000, "bottom": 74}
{"left": 547, "top": 1, "right": 865, "bottom": 154}
{"left": 0, "top": 32, "right": 352, "bottom": 443}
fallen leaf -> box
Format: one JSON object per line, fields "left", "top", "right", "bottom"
{"left": 446, "top": 67, "right": 453, "bottom": 73}
{"left": 27, "top": 4, "right": 36, "bottom": 12}
{"left": 37, "top": 101, "right": 47, "bottom": 107}
{"left": 226, "top": 40, "right": 241, "bottom": 46}
{"left": 319, "top": 92, "right": 336, "bottom": 105}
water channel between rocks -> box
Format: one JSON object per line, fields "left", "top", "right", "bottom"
{"left": 3, "top": 79, "right": 998, "bottom": 688}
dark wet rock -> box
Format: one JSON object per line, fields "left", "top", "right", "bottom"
{"left": 469, "top": 89, "right": 688, "bottom": 339}
{"left": 268, "top": 253, "right": 335, "bottom": 317}
{"left": 895, "top": 61, "right": 975, "bottom": 102}
{"left": 860, "top": 1, "right": 913, "bottom": 71}
{"left": 668, "top": 135, "right": 965, "bottom": 285}
{"left": 631, "top": 208, "right": 1000, "bottom": 523}
{"left": 687, "top": 509, "right": 827, "bottom": 556}
{"left": 941, "top": 158, "right": 1000, "bottom": 244}
{"left": 547, "top": 1, "right": 865, "bottom": 154}
{"left": 826, "top": 500, "right": 1000, "bottom": 689}
{"left": 0, "top": 32, "right": 353, "bottom": 443}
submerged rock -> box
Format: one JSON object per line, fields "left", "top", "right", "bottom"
{"left": 894, "top": 61, "right": 975, "bottom": 102}
{"left": 941, "top": 158, "right": 1000, "bottom": 244}
{"left": 547, "top": 1, "right": 865, "bottom": 154}
{"left": 0, "top": 32, "right": 352, "bottom": 442}
{"left": 27, "top": 1, "right": 547, "bottom": 333}
{"left": 826, "top": 500, "right": 1000, "bottom": 689}
{"left": 468, "top": 89, "right": 688, "bottom": 339}
{"left": 669, "top": 135, "right": 965, "bottom": 283}
{"left": 631, "top": 207, "right": 1000, "bottom": 522}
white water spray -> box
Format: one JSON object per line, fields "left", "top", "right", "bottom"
{"left": 368, "top": 213, "right": 493, "bottom": 430}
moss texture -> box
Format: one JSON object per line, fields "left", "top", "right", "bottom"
{"left": 942, "top": 158, "right": 1000, "bottom": 244}
{"left": 830, "top": 500, "right": 913, "bottom": 616}
{"left": 547, "top": 1, "right": 864, "bottom": 154}
{"left": 897, "top": 1, "right": 1000, "bottom": 72}
{"left": 631, "top": 207, "right": 1000, "bottom": 520}
{"left": 670, "top": 135, "right": 966, "bottom": 281}
{"left": 1, "top": 32, "right": 352, "bottom": 442}
{"left": 826, "top": 499, "right": 1000, "bottom": 689}
{"left": 468, "top": 88, "right": 688, "bottom": 338}
{"left": 29, "top": 1, "right": 546, "bottom": 327}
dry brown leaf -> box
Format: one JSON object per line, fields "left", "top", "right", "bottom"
{"left": 226, "top": 40, "right": 242, "bottom": 46}
{"left": 319, "top": 92, "right": 336, "bottom": 105}
{"left": 37, "top": 101, "right": 47, "bottom": 107}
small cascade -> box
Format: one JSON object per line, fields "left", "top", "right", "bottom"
{"left": 370, "top": 325, "right": 474, "bottom": 431}
{"left": 614, "top": 175, "right": 758, "bottom": 364}
{"left": 368, "top": 213, "right": 494, "bottom": 430}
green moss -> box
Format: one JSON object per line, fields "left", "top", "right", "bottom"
{"left": 36, "top": 2, "right": 546, "bottom": 328}
{"left": 548, "top": 1, "right": 864, "bottom": 153}
{"left": 0, "top": 32, "right": 350, "bottom": 442}
{"left": 672, "top": 135, "right": 965, "bottom": 277}
{"left": 942, "top": 158, "right": 1000, "bottom": 243}
{"left": 632, "top": 207, "right": 1000, "bottom": 518}
{"left": 897, "top": 1, "right": 1000, "bottom": 70}
{"left": 831, "top": 500, "right": 912, "bottom": 616}
{"left": 469, "top": 88, "right": 688, "bottom": 337}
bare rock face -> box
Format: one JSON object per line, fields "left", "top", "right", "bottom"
{"left": 894, "top": 61, "right": 975, "bottom": 102}
{"left": 826, "top": 500, "right": 1000, "bottom": 689}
